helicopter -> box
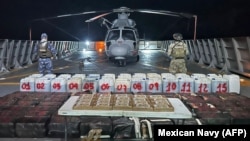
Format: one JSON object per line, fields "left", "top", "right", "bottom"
{"left": 30, "top": 7, "right": 197, "bottom": 66}
{"left": 86, "top": 7, "right": 140, "bottom": 66}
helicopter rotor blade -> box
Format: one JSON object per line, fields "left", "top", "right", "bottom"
{"left": 177, "top": 12, "right": 195, "bottom": 18}
{"left": 31, "top": 11, "right": 107, "bottom": 22}
{"left": 135, "top": 9, "right": 181, "bottom": 17}
{"left": 135, "top": 9, "right": 195, "bottom": 18}
{"left": 134, "top": 8, "right": 197, "bottom": 40}
{"left": 85, "top": 12, "right": 112, "bottom": 22}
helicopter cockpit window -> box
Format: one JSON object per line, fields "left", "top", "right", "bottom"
{"left": 122, "top": 30, "right": 135, "bottom": 40}
{"left": 107, "top": 30, "right": 120, "bottom": 40}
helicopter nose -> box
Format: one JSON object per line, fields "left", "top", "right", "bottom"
{"left": 110, "top": 44, "right": 129, "bottom": 56}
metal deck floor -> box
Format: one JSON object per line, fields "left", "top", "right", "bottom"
{"left": 0, "top": 50, "right": 249, "bottom": 97}
{"left": 0, "top": 50, "right": 250, "bottom": 140}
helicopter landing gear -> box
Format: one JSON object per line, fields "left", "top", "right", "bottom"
{"left": 117, "top": 59, "right": 126, "bottom": 66}
{"left": 136, "top": 55, "right": 140, "bottom": 62}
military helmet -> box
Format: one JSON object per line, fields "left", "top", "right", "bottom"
{"left": 41, "top": 33, "right": 48, "bottom": 39}
{"left": 173, "top": 33, "right": 183, "bottom": 40}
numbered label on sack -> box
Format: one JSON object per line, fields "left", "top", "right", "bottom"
{"left": 194, "top": 78, "right": 212, "bottom": 93}
{"left": 36, "top": 82, "right": 45, "bottom": 89}
{"left": 131, "top": 82, "right": 145, "bottom": 92}
{"left": 149, "top": 82, "right": 159, "bottom": 90}
{"left": 179, "top": 82, "right": 194, "bottom": 93}
{"left": 101, "top": 83, "right": 110, "bottom": 90}
{"left": 115, "top": 80, "right": 130, "bottom": 93}
{"left": 197, "top": 83, "right": 209, "bottom": 93}
{"left": 164, "top": 82, "right": 178, "bottom": 93}
{"left": 67, "top": 78, "right": 82, "bottom": 92}
{"left": 20, "top": 78, "right": 35, "bottom": 92}
{"left": 83, "top": 82, "right": 94, "bottom": 90}
{"left": 99, "top": 78, "right": 114, "bottom": 92}
{"left": 213, "top": 82, "right": 228, "bottom": 93}
{"left": 52, "top": 83, "right": 61, "bottom": 90}
{"left": 116, "top": 84, "right": 128, "bottom": 92}
{"left": 68, "top": 82, "right": 79, "bottom": 90}
{"left": 20, "top": 82, "right": 33, "bottom": 91}
{"left": 35, "top": 79, "right": 51, "bottom": 92}
{"left": 82, "top": 79, "right": 98, "bottom": 92}
{"left": 131, "top": 78, "right": 146, "bottom": 93}
{"left": 51, "top": 78, "right": 67, "bottom": 92}
{"left": 99, "top": 83, "right": 112, "bottom": 92}
{"left": 146, "top": 79, "right": 162, "bottom": 93}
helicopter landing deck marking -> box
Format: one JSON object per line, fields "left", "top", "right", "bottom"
{"left": 139, "top": 62, "right": 169, "bottom": 71}
{"left": 54, "top": 65, "right": 72, "bottom": 71}
{"left": 0, "top": 82, "right": 19, "bottom": 86}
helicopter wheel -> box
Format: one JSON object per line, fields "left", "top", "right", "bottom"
{"left": 123, "top": 60, "right": 127, "bottom": 66}
{"left": 119, "top": 60, "right": 122, "bottom": 66}
{"left": 136, "top": 55, "right": 140, "bottom": 62}
{"left": 117, "top": 59, "right": 126, "bottom": 66}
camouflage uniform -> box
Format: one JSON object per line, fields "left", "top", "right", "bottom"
{"left": 169, "top": 58, "right": 187, "bottom": 73}
{"left": 167, "top": 33, "right": 189, "bottom": 74}
{"left": 34, "top": 33, "right": 57, "bottom": 75}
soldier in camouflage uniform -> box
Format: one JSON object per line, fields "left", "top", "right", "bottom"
{"left": 34, "top": 33, "right": 57, "bottom": 75}
{"left": 167, "top": 33, "right": 189, "bottom": 74}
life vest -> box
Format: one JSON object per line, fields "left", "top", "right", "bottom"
{"left": 171, "top": 42, "right": 186, "bottom": 58}
{"left": 38, "top": 41, "right": 53, "bottom": 58}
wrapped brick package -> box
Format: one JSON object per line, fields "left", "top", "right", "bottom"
{"left": 15, "top": 116, "right": 50, "bottom": 138}
{"left": 111, "top": 117, "right": 136, "bottom": 139}
{"left": 0, "top": 116, "right": 16, "bottom": 137}
{"left": 80, "top": 116, "right": 112, "bottom": 137}
{"left": 48, "top": 114, "right": 81, "bottom": 138}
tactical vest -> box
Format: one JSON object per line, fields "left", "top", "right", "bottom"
{"left": 171, "top": 42, "right": 186, "bottom": 59}
{"left": 38, "top": 42, "right": 53, "bottom": 58}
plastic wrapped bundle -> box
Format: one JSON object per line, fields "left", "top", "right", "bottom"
{"left": 0, "top": 116, "right": 16, "bottom": 137}
{"left": 80, "top": 116, "right": 112, "bottom": 137}
{"left": 111, "top": 117, "right": 135, "bottom": 139}
{"left": 48, "top": 114, "right": 81, "bottom": 138}
{"left": 230, "top": 112, "right": 250, "bottom": 124}
{"left": 197, "top": 112, "right": 231, "bottom": 125}
{"left": 15, "top": 116, "right": 50, "bottom": 137}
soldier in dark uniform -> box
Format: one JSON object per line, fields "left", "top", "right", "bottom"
{"left": 34, "top": 33, "right": 57, "bottom": 75}
{"left": 167, "top": 33, "right": 189, "bottom": 74}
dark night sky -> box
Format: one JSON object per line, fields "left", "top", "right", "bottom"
{"left": 0, "top": 0, "right": 249, "bottom": 41}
